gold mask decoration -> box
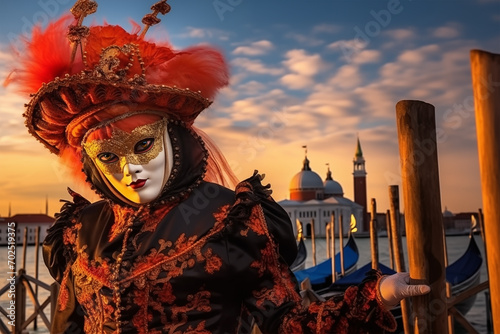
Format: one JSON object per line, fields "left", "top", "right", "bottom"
{"left": 83, "top": 119, "right": 166, "bottom": 175}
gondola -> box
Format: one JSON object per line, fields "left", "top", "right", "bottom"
{"left": 446, "top": 232, "right": 483, "bottom": 315}
{"left": 290, "top": 237, "right": 307, "bottom": 272}
{"left": 312, "top": 232, "right": 483, "bottom": 333}
{"left": 293, "top": 234, "right": 359, "bottom": 290}
{"left": 315, "top": 231, "right": 482, "bottom": 298}
{"left": 290, "top": 221, "right": 308, "bottom": 272}
{"left": 324, "top": 262, "right": 396, "bottom": 293}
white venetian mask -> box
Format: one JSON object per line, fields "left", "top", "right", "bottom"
{"left": 83, "top": 119, "right": 173, "bottom": 204}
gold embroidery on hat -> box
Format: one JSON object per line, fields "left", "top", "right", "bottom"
{"left": 83, "top": 119, "right": 166, "bottom": 175}
{"left": 90, "top": 44, "right": 147, "bottom": 85}
{"left": 68, "top": 0, "right": 98, "bottom": 64}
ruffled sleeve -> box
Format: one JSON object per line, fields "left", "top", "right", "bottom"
{"left": 280, "top": 270, "right": 397, "bottom": 333}
{"left": 225, "top": 172, "right": 397, "bottom": 334}
{"left": 43, "top": 188, "right": 89, "bottom": 282}
{"left": 43, "top": 188, "right": 89, "bottom": 334}
{"left": 225, "top": 171, "right": 297, "bottom": 266}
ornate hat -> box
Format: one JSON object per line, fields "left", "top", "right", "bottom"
{"left": 9, "top": 0, "right": 229, "bottom": 155}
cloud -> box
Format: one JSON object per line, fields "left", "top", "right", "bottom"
{"left": 351, "top": 49, "right": 382, "bottom": 64}
{"left": 431, "top": 23, "right": 462, "bottom": 39}
{"left": 180, "top": 27, "right": 231, "bottom": 41}
{"left": 286, "top": 23, "right": 342, "bottom": 49}
{"left": 0, "top": 49, "right": 15, "bottom": 63}
{"left": 283, "top": 50, "right": 327, "bottom": 76}
{"left": 326, "top": 39, "right": 374, "bottom": 63}
{"left": 327, "top": 39, "right": 368, "bottom": 56}
{"left": 383, "top": 28, "right": 417, "bottom": 41}
{"left": 280, "top": 49, "right": 329, "bottom": 90}
{"left": 312, "top": 24, "right": 342, "bottom": 34}
{"left": 280, "top": 74, "right": 314, "bottom": 90}
{"left": 0, "top": 49, "right": 17, "bottom": 80}
{"left": 185, "top": 27, "right": 207, "bottom": 38}
{"left": 285, "top": 33, "right": 324, "bottom": 47}
{"left": 327, "top": 64, "right": 363, "bottom": 89}
{"left": 397, "top": 44, "right": 440, "bottom": 64}
{"left": 231, "top": 57, "right": 284, "bottom": 76}
{"left": 234, "top": 80, "right": 267, "bottom": 95}
{"left": 232, "top": 40, "right": 274, "bottom": 56}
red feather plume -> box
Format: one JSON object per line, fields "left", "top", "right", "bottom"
{"left": 7, "top": 15, "right": 80, "bottom": 94}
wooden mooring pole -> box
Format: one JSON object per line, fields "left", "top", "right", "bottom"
{"left": 470, "top": 49, "right": 500, "bottom": 334}
{"left": 339, "top": 214, "right": 345, "bottom": 277}
{"left": 330, "top": 213, "right": 336, "bottom": 283}
{"left": 385, "top": 209, "right": 395, "bottom": 270}
{"left": 34, "top": 226, "right": 40, "bottom": 330}
{"left": 370, "top": 198, "right": 379, "bottom": 270}
{"left": 15, "top": 269, "right": 26, "bottom": 334}
{"left": 326, "top": 224, "right": 331, "bottom": 259}
{"left": 22, "top": 227, "right": 28, "bottom": 269}
{"left": 310, "top": 219, "right": 316, "bottom": 267}
{"left": 396, "top": 100, "right": 448, "bottom": 333}
{"left": 389, "top": 185, "right": 411, "bottom": 334}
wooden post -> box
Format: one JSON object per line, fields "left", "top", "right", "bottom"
{"left": 386, "top": 209, "right": 395, "bottom": 270}
{"left": 478, "top": 208, "right": 494, "bottom": 333}
{"left": 442, "top": 226, "right": 454, "bottom": 334}
{"left": 310, "top": 219, "right": 316, "bottom": 267}
{"left": 396, "top": 100, "right": 448, "bottom": 334}
{"left": 34, "top": 226, "right": 40, "bottom": 330}
{"left": 339, "top": 214, "right": 345, "bottom": 277}
{"left": 477, "top": 208, "right": 490, "bottom": 275}
{"left": 388, "top": 186, "right": 406, "bottom": 273}
{"left": 22, "top": 227, "right": 28, "bottom": 270}
{"left": 389, "top": 185, "right": 411, "bottom": 333}
{"left": 326, "top": 224, "right": 331, "bottom": 259}
{"left": 470, "top": 49, "right": 500, "bottom": 334}
{"left": 15, "top": 269, "right": 26, "bottom": 334}
{"left": 13, "top": 222, "right": 17, "bottom": 275}
{"left": 370, "top": 198, "right": 379, "bottom": 270}
{"left": 330, "top": 213, "right": 336, "bottom": 283}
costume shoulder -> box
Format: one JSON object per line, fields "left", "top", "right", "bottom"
{"left": 42, "top": 188, "right": 92, "bottom": 282}
{"left": 226, "top": 171, "right": 297, "bottom": 266}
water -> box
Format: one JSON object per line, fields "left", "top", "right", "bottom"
{"left": 304, "top": 235, "right": 489, "bottom": 333}
{"left": 0, "top": 235, "right": 490, "bottom": 333}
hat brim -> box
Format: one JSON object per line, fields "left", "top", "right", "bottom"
{"left": 24, "top": 74, "right": 212, "bottom": 154}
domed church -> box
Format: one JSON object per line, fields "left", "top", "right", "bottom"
{"left": 278, "top": 141, "right": 367, "bottom": 237}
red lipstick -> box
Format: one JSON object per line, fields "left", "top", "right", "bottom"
{"left": 129, "top": 179, "right": 147, "bottom": 189}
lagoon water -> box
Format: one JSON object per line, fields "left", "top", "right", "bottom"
{"left": 0, "top": 235, "right": 489, "bottom": 333}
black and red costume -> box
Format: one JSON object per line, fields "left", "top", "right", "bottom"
{"left": 43, "top": 123, "right": 396, "bottom": 334}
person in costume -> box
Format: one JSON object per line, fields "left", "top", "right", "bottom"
{"left": 7, "top": 1, "right": 430, "bottom": 333}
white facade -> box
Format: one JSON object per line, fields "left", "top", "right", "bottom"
{"left": 278, "top": 197, "right": 363, "bottom": 238}
{"left": 0, "top": 215, "right": 54, "bottom": 246}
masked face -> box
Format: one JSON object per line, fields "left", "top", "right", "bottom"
{"left": 83, "top": 119, "right": 172, "bottom": 204}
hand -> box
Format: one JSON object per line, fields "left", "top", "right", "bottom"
{"left": 378, "top": 272, "right": 431, "bottom": 309}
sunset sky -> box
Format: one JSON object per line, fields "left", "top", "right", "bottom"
{"left": 0, "top": 0, "right": 499, "bottom": 217}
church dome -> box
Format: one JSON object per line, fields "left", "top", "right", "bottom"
{"left": 324, "top": 167, "right": 344, "bottom": 197}
{"left": 289, "top": 157, "right": 324, "bottom": 191}
{"left": 324, "top": 180, "right": 343, "bottom": 196}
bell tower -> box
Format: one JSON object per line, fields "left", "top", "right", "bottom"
{"left": 353, "top": 137, "right": 368, "bottom": 232}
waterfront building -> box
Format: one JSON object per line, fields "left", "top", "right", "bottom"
{"left": 0, "top": 214, "right": 54, "bottom": 246}
{"left": 442, "top": 208, "right": 480, "bottom": 233}
{"left": 278, "top": 143, "right": 365, "bottom": 238}
{"left": 353, "top": 137, "right": 369, "bottom": 232}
